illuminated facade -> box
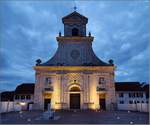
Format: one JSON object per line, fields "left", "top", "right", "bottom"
{"left": 33, "top": 11, "right": 117, "bottom": 110}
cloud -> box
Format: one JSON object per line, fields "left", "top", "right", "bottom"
{"left": 120, "top": 43, "right": 131, "bottom": 51}
{"left": 0, "top": 1, "right": 149, "bottom": 91}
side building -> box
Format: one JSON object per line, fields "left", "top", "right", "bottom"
{"left": 115, "top": 82, "right": 149, "bottom": 112}
{"left": 0, "top": 83, "right": 34, "bottom": 112}
{"left": 14, "top": 83, "right": 35, "bottom": 110}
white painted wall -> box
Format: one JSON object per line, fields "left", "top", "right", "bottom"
{"left": 117, "top": 103, "right": 149, "bottom": 112}
{"left": 0, "top": 102, "right": 21, "bottom": 113}
{"left": 116, "top": 91, "right": 149, "bottom": 112}
{"left": 116, "top": 91, "right": 147, "bottom": 103}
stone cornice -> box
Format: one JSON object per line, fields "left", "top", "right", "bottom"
{"left": 34, "top": 66, "right": 115, "bottom": 72}
{"left": 56, "top": 36, "right": 94, "bottom": 42}
{"left": 62, "top": 19, "right": 86, "bottom": 24}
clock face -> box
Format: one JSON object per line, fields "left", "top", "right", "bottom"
{"left": 71, "top": 49, "right": 80, "bottom": 60}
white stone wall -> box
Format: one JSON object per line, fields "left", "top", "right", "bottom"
{"left": 88, "top": 72, "right": 116, "bottom": 110}
{"left": 33, "top": 72, "right": 44, "bottom": 110}
{"left": 106, "top": 73, "right": 117, "bottom": 110}
{"left": 33, "top": 71, "right": 62, "bottom": 110}
{"left": 51, "top": 75, "right": 61, "bottom": 109}
{"left": 34, "top": 68, "right": 116, "bottom": 110}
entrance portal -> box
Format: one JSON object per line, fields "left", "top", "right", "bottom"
{"left": 70, "top": 94, "right": 80, "bottom": 109}
{"left": 44, "top": 99, "right": 51, "bottom": 110}
{"left": 99, "top": 98, "right": 106, "bottom": 110}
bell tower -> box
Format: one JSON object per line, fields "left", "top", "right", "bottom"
{"left": 39, "top": 10, "right": 110, "bottom": 66}
{"left": 62, "top": 11, "right": 88, "bottom": 37}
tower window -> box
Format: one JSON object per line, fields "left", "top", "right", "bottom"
{"left": 72, "top": 28, "right": 79, "bottom": 36}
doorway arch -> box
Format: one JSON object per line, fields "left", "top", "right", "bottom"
{"left": 69, "top": 86, "right": 80, "bottom": 92}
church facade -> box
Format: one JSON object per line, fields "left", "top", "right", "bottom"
{"left": 33, "top": 11, "right": 117, "bottom": 110}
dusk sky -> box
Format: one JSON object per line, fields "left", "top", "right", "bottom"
{"left": 0, "top": 0, "right": 149, "bottom": 91}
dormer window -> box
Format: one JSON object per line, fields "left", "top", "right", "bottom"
{"left": 72, "top": 28, "right": 79, "bottom": 36}
{"left": 99, "top": 77, "right": 105, "bottom": 84}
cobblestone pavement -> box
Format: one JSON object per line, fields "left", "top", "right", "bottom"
{"left": 0, "top": 110, "right": 149, "bottom": 124}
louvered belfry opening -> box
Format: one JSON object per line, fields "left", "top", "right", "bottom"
{"left": 72, "top": 28, "right": 79, "bottom": 36}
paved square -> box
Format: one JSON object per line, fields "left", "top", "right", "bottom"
{"left": 1, "top": 110, "right": 149, "bottom": 124}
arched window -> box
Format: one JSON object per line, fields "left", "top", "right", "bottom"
{"left": 72, "top": 28, "right": 79, "bottom": 36}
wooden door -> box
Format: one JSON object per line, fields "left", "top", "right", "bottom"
{"left": 70, "top": 94, "right": 80, "bottom": 109}
{"left": 99, "top": 98, "right": 106, "bottom": 110}
{"left": 44, "top": 99, "right": 51, "bottom": 110}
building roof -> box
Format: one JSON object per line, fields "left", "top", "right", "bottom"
{"left": 0, "top": 91, "right": 14, "bottom": 101}
{"left": 142, "top": 84, "right": 149, "bottom": 98}
{"left": 15, "top": 83, "right": 35, "bottom": 94}
{"left": 39, "top": 59, "right": 112, "bottom": 67}
{"left": 62, "top": 11, "right": 88, "bottom": 24}
{"left": 115, "top": 82, "right": 149, "bottom": 92}
{"left": 36, "top": 11, "right": 112, "bottom": 67}
{"left": 142, "top": 84, "right": 149, "bottom": 92}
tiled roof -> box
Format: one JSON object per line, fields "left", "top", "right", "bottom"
{"left": 15, "top": 83, "right": 35, "bottom": 94}
{"left": 115, "top": 82, "right": 149, "bottom": 92}
{"left": 0, "top": 91, "right": 14, "bottom": 101}
{"left": 62, "top": 11, "right": 88, "bottom": 22}
{"left": 142, "top": 84, "right": 149, "bottom": 93}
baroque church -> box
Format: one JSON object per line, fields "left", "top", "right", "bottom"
{"left": 33, "top": 10, "right": 117, "bottom": 110}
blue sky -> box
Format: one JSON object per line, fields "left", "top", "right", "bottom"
{"left": 0, "top": 0, "right": 149, "bottom": 91}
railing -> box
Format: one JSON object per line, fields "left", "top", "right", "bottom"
{"left": 96, "top": 86, "right": 106, "bottom": 91}
{"left": 44, "top": 87, "right": 53, "bottom": 92}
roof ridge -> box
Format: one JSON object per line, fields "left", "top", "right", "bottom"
{"left": 62, "top": 11, "right": 88, "bottom": 20}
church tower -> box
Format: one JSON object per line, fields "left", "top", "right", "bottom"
{"left": 33, "top": 10, "right": 117, "bottom": 110}
{"left": 63, "top": 10, "right": 87, "bottom": 37}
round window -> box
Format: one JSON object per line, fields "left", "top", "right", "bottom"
{"left": 70, "top": 49, "right": 80, "bottom": 60}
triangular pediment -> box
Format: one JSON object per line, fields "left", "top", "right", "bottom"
{"left": 62, "top": 11, "right": 88, "bottom": 23}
